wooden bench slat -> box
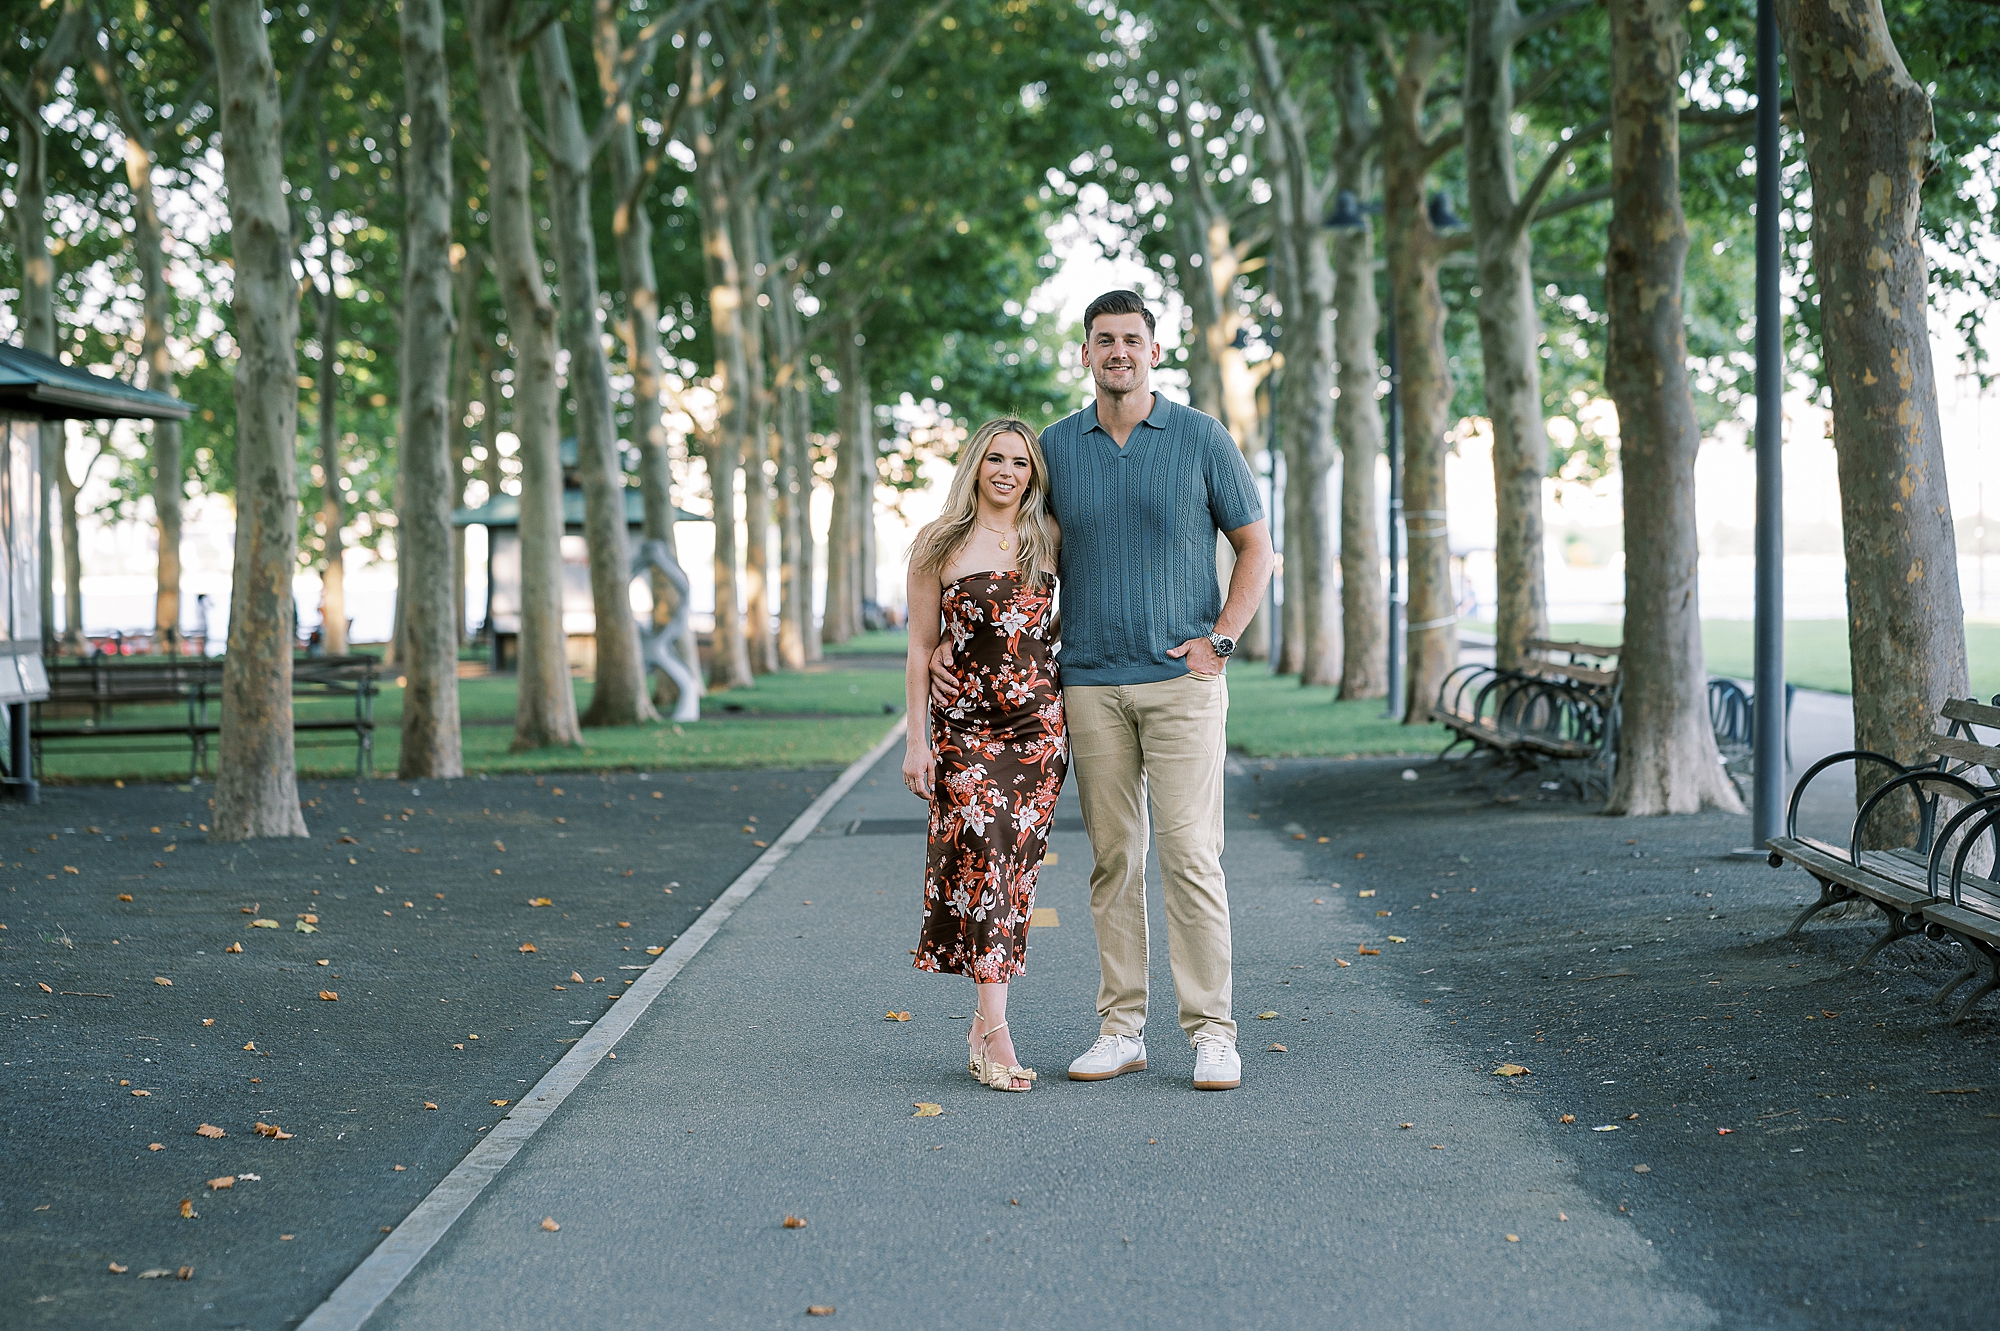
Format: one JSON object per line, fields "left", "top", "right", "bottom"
{"left": 1925, "top": 733, "right": 2000, "bottom": 772}
{"left": 1768, "top": 837, "right": 1934, "bottom": 909}
{"left": 1921, "top": 901, "right": 2000, "bottom": 947}
{"left": 1522, "top": 663, "right": 1619, "bottom": 688}
{"left": 1940, "top": 697, "right": 2000, "bottom": 730}
{"left": 1525, "top": 638, "right": 1621, "bottom": 659}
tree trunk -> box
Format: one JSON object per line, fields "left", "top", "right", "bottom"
{"left": 732, "top": 200, "right": 777, "bottom": 675}
{"left": 55, "top": 439, "right": 86, "bottom": 650}
{"left": 593, "top": 0, "right": 702, "bottom": 698}
{"left": 1332, "top": 51, "right": 1387, "bottom": 701}
{"left": 1253, "top": 27, "right": 1340, "bottom": 687}
{"left": 1603, "top": 0, "right": 1742, "bottom": 815}
{"left": 314, "top": 264, "right": 347, "bottom": 655}
{"left": 1465, "top": 0, "right": 1552, "bottom": 673}
{"left": 469, "top": 0, "right": 580, "bottom": 750}
{"left": 1776, "top": 0, "right": 1968, "bottom": 833}
{"left": 1381, "top": 31, "right": 1460, "bottom": 723}
{"left": 533, "top": 25, "right": 654, "bottom": 727}
{"left": 448, "top": 246, "right": 483, "bottom": 649}
{"left": 209, "top": 0, "right": 306, "bottom": 841}
{"left": 825, "top": 321, "right": 866, "bottom": 645}
{"left": 394, "top": 0, "right": 463, "bottom": 779}
{"left": 766, "top": 233, "right": 813, "bottom": 670}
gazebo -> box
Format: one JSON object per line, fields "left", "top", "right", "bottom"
{"left": 451, "top": 437, "right": 703, "bottom": 672}
{"left": 0, "top": 341, "right": 188, "bottom": 802}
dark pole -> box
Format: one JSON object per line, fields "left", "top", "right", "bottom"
{"left": 1384, "top": 297, "right": 1405, "bottom": 720}
{"left": 1752, "top": 0, "right": 1785, "bottom": 845}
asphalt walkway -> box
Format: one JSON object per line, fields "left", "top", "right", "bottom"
{"left": 351, "top": 740, "right": 1713, "bottom": 1331}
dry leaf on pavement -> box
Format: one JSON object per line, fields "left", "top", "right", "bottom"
{"left": 1358, "top": 889, "right": 1375, "bottom": 898}
{"left": 1559, "top": 1115, "right": 1576, "bottom": 1125}
{"left": 885, "top": 1011, "right": 911, "bottom": 1022}
{"left": 195, "top": 1124, "right": 225, "bottom": 1139}
{"left": 294, "top": 922, "right": 317, "bottom": 934}
{"left": 178, "top": 1199, "right": 196, "bottom": 1219}
{"left": 178, "top": 1267, "right": 193, "bottom": 1280}
{"left": 529, "top": 897, "right": 552, "bottom": 907}
{"left": 108, "top": 1263, "right": 128, "bottom": 1274}
{"left": 1633, "top": 1164, "right": 1651, "bottom": 1173}
{"left": 207, "top": 1177, "right": 234, "bottom": 1191}
{"left": 149, "top": 1143, "right": 164, "bottom": 1151}
{"left": 540, "top": 1217, "right": 560, "bottom": 1232}
{"left": 571, "top": 972, "right": 585, "bottom": 983}
{"left": 1268, "top": 1043, "right": 1288, "bottom": 1052}
{"left": 784, "top": 1215, "right": 807, "bottom": 1229}
{"left": 243, "top": 1042, "right": 255, "bottom": 1051}
{"left": 808, "top": 1306, "right": 835, "bottom": 1316}
{"left": 318, "top": 991, "right": 338, "bottom": 1001}
{"left": 1335, "top": 958, "right": 1351, "bottom": 967}
{"left": 424, "top": 1102, "right": 438, "bottom": 1110}
{"left": 1593, "top": 1125, "right": 1620, "bottom": 1133}
{"left": 225, "top": 943, "right": 242, "bottom": 954}
{"left": 1492, "top": 1064, "right": 1530, "bottom": 1077}
{"left": 1506, "top": 1234, "right": 1520, "bottom": 1243}
{"left": 1717, "top": 1128, "right": 1733, "bottom": 1136}
{"left": 38, "top": 982, "right": 52, "bottom": 993}
{"left": 250, "top": 919, "right": 279, "bottom": 929}
{"left": 1387, "top": 936, "right": 1407, "bottom": 944}
{"left": 137, "top": 1268, "right": 174, "bottom": 1278}
{"left": 646, "top": 946, "right": 665, "bottom": 956}
{"left": 1357, "top": 946, "right": 1380, "bottom": 956}
{"left": 912, "top": 1102, "right": 943, "bottom": 1117}
{"left": 253, "top": 1122, "right": 292, "bottom": 1140}
{"left": 118, "top": 894, "right": 133, "bottom": 902}
{"left": 518, "top": 944, "right": 538, "bottom": 954}
{"left": 492, "top": 1100, "right": 510, "bottom": 1107}
{"left": 154, "top": 977, "right": 173, "bottom": 986}
{"left": 1257, "top": 1011, "right": 1279, "bottom": 1019}
{"left": 131, "top": 1089, "right": 151, "bottom": 1097}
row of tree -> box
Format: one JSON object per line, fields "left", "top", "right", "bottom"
{"left": 4, "top": 0, "right": 1996, "bottom": 838}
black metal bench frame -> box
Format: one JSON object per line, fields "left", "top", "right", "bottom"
{"left": 1767, "top": 697, "right": 2000, "bottom": 1021}
{"left": 1434, "top": 641, "right": 1622, "bottom": 798}
{"left": 32, "top": 654, "right": 379, "bottom": 780}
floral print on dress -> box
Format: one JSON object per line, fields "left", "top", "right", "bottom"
{"left": 916, "top": 570, "right": 1068, "bottom": 984}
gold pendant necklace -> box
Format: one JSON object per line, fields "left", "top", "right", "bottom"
{"left": 978, "top": 520, "right": 1015, "bottom": 552}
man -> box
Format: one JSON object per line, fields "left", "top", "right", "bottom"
{"left": 935, "top": 289, "right": 1273, "bottom": 1090}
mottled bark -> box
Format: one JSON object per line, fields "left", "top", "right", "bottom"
{"left": 1333, "top": 51, "right": 1387, "bottom": 700}
{"left": 313, "top": 258, "right": 347, "bottom": 655}
{"left": 87, "top": 39, "right": 186, "bottom": 653}
{"left": 1603, "top": 0, "right": 1741, "bottom": 815}
{"left": 469, "top": 0, "right": 580, "bottom": 749}
{"left": 1380, "top": 30, "right": 1460, "bottom": 722}
{"left": 209, "top": 0, "right": 306, "bottom": 840}
{"left": 448, "top": 247, "right": 484, "bottom": 649}
{"left": 395, "top": 0, "right": 463, "bottom": 779}
{"left": 1465, "top": 0, "right": 1552, "bottom": 673}
{"left": 593, "top": 0, "right": 701, "bottom": 696}
{"left": 1776, "top": 0, "right": 1967, "bottom": 836}
{"left": 732, "top": 200, "right": 776, "bottom": 675}
{"left": 55, "top": 437, "right": 87, "bottom": 649}
{"left": 765, "top": 233, "right": 814, "bottom": 670}
{"left": 533, "top": 23, "right": 655, "bottom": 726}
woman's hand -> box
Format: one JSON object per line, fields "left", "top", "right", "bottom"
{"left": 902, "top": 742, "right": 935, "bottom": 802}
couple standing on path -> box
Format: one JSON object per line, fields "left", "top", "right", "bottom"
{"left": 901, "top": 290, "right": 1275, "bottom": 1094}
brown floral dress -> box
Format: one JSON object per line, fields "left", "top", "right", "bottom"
{"left": 915, "top": 570, "right": 1068, "bottom": 983}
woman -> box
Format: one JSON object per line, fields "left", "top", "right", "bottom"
{"left": 903, "top": 417, "right": 1066, "bottom": 1093}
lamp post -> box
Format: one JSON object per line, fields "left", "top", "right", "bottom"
{"left": 1751, "top": 0, "right": 1786, "bottom": 846}
{"left": 1328, "top": 188, "right": 1461, "bottom": 718}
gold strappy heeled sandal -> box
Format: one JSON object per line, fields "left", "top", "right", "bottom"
{"left": 974, "top": 1018, "right": 1036, "bottom": 1093}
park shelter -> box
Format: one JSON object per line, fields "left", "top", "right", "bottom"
{"left": 0, "top": 340, "right": 188, "bottom": 801}
{"left": 451, "top": 437, "right": 702, "bottom": 672}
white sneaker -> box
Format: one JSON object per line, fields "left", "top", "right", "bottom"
{"left": 1067, "top": 1033, "right": 1147, "bottom": 1081}
{"left": 1191, "top": 1032, "right": 1240, "bottom": 1091}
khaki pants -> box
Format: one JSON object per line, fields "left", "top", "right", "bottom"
{"left": 1063, "top": 671, "right": 1234, "bottom": 1044}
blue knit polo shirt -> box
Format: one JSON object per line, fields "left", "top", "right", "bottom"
{"left": 1042, "top": 392, "right": 1264, "bottom": 687}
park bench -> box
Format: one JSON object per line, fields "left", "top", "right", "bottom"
{"left": 1433, "top": 639, "right": 1620, "bottom": 797}
{"left": 32, "top": 654, "right": 380, "bottom": 780}
{"left": 1766, "top": 697, "right": 2000, "bottom": 1022}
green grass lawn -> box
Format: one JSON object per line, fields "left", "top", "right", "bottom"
{"left": 1468, "top": 619, "right": 2000, "bottom": 700}
{"left": 1223, "top": 670, "right": 1448, "bottom": 759}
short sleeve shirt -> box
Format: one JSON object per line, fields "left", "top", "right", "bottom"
{"left": 1041, "top": 393, "right": 1264, "bottom": 687}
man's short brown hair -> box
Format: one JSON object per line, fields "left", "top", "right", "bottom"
{"left": 1083, "top": 289, "right": 1157, "bottom": 340}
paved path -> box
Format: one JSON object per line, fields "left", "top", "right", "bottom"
{"left": 357, "top": 743, "right": 1711, "bottom": 1330}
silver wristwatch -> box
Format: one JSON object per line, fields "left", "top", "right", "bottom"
{"left": 1208, "top": 632, "right": 1236, "bottom": 658}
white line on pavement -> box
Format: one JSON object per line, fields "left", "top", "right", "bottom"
{"left": 298, "top": 718, "right": 909, "bottom": 1331}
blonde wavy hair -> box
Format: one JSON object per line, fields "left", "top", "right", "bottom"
{"left": 908, "top": 417, "right": 1057, "bottom": 581}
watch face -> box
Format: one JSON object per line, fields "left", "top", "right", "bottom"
{"left": 1212, "top": 634, "right": 1235, "bottom": 657}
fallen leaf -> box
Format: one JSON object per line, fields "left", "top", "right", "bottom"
{"left": 541, "top": 1217, "right": 560, "bottom": 1232}
{"left": 207, "top": 1176, "right": 234, "bottom": 1191}
{"left": 253, "top": 1121, "right": 292, "bottom": 1140}
{"left": 316, "top": 959, "right": 330, "bottom": 966}
{"left": 1293, "top": 832, "right": 1307, "bottom": 840}
{"left": 1558, "top": 1212, "right": 1568, "bottom": 1222}
{"left": 225, "top": 943, "right": 242, "bottom": 954}
{"left": 1505, "top": 1234, "right": 1520, "bottom": 1243}
{"left": 424, "top": 1102, "right": 438, "bottom": 1110}
{"left": 784, "top": 1215, "right": 808, "bottom": 1229}
{"left": 179, "top": 1199, "right": 196, "bottom": 1219}
{"left": 240, "top": 905, "right": 257, "bottom": 914}
{"left": 1716, "top": 1127, "right": 1733, "bottom": 1136}
{"left": 121, "top": 1080, "right": 129, "bottom": 1086}
{"left": 492, "top": 1099, "right": 511, "bottom": 1107}
{"left": 1388, "top": 935, "right": 1407, "bottom": 943}
{"left": 808, "top": 1307, "right": 835, "bottom": 1317}
{"left": 154, "top": 977, "right": 173, "bottom": 987}
{"left": 1376, "top": 910, "right": 1392, "bottom": 917}
{"left": 118, "top": 893, "right": 133, "bottom": 902}
{"left": 646, "top": 946, "right": 665, "bottom": 956}
{"left": 318, "top": 990, "right": 338, "bottom": 1001}
{"left": 1594, "top": 1125, "right": 1620, "bottom": 1133}
{"left": 294, "top": 921, "right": 318, "bottom": 934}
{"left": 1492, "top": 1064, "right": 1530, "bottom": 1077}
{"left": 339, "top": 835, "right": 358, "bottom": 844}
{"left": 393, "top": 1165, "right": 406, "bottom": 1172}
{"left": 1633, "top": 1164, "right": 1651, "bottom": 1174}
{"left": 178, "top": 1267, "right": 193, "bottom": 1281}
{"left": 250, "top": 919, "right": 279, "bottom": 929}
{"left": 64, "top": 865, "right": 79, "bottom": 874}
{"left": 298, "top": 913, "right": 319, "bottom": 925}
{"left": 1627, "top": 1113, "right": 1640, "bottom": 1121}
{"left": 109, "top": 1263, "right": 128, "bottom": 1273}
{"left": 148, "top": 1143, "right": 164, "bottom": 1151}
{"left": 1559, "top": 1114, "right": 1576, "bottom": 1125}
{"left": 617, "top": 921, "right": 632, "bottom": 928}
{"left": 131, "top": 1089, "right": 151, "bottom": 1097}
{"left": 568, "top": 972, "right": 584, "bottom": 984}
{"left": 195, "top": 1124, "right": 225, "bottom": 1139}
{"left": 38, "top": 981, "right": 52, "bottom": 993}
{"left": 885, "top": 1011, "right": 911, "bottom": 1022}
{"left": 1335, "top": 958, "right": 1351, "bottom": 967}
{"left": 1268, "top": 1043, "right": 1288, "bottom": 1052}
{"left": 1257, "top": 1011, "right": 1279, "bottom": 1020}
{"left": 243, "top": 1042, "right": 255, "bottom": 1051}
{"left": 202, "top": 1019, "right": 214, "bottom": 1026}
{"left": 529, "top": 897, "right": 552, "bottom": 907}
{"left": 1357, "top": 946, "right": 1380, "bottom": 956}
{"left": 1358, "top": 889, "right": 1375, "bottom": 898}
{"left": 138, "top": 1268, "right": 174, "bottom": 1278}
{"left": 518, "top": 944, "right": 538, "bottom": 954}
{"left": 913, "top": 1102, "right": 943, "bottom": 1117}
